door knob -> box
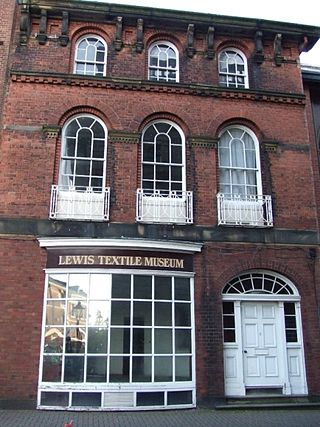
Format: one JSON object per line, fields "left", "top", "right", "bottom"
{"left": 243, "top": 350, "right": 247, "bottom": 353}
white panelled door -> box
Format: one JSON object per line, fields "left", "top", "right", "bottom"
{"left": 242, "top": 302, "right": 283, "bottom": 388}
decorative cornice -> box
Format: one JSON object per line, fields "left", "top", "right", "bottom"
{"left": 10, "top": 71, "right": 306, "bottom": 106}
{"left": 108, "top": 130, "right": 140, "bottom": 144}
{"left": 189, "top": 136, "right": 218, "bottom": 148}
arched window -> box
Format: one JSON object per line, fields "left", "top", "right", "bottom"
{"left": 59, "top": 115, "right": 107, "bottom": 191}
{"left": 141, "top": 120, "right": 185, "bottom": 195}
{"left": 217, "top": 126, "right": 273, "bottom": 226}
{"left": 218, "top": 49, "right": 248, "bottom": 88}
{"left": 50, "top": 115, "right": 109, "bottom": 221}
{"left": 148, "top": 42, "right": 179, "bottom": 82}
{"left": 74, "top": 35, "right": 107, "bottom": 76}
{"left": 218, "top": 126, "right": 261, "bottom": 197}
{"left": 137, "top": 120, "right": 192, "bottom": 224}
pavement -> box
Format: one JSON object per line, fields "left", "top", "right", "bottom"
{"left": 1, "top": 407, "right": 320, "bottom": 427}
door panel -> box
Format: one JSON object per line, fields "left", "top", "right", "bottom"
{"left": 242, "top": 302, "right": 283, "bottom": 387}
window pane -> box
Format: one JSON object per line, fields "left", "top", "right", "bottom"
{"left": 155, "top": 356, "right": 173, "bottom": 381}
{"left": 133, "top": 328, "right": 151, "bottom": 353}
{"left": 86, "top": 356, "right": 107, "bottom": 382}
{"left": 143, "top": 143, "right": 154, "bottom": 162}
{"left": 175, "top": 329, "right": 191, "bottom": 353}
{"left": 175, "top": 356, "right": 191, "bottom": 381}
{"left": 64, "top": 356, "right": 84, "bottom": 382}
{"left": 156, "top": 165, "right": 169, "bottom": 180}
{"left": 133, "top": 301, "right": 152, "bottom": 325}
{"left": 175, "top": 278, "right": 190, "bottom": 300}
{"left": 110, "top": 328, "right": 130, "bottom": 354}
{"left": 155, "top": 276, "right": 172, "bottom": 299}
{"left": 111, "top": 301, "right": 130, "bottom": 325}
{"left": 91, "top": 161, "right": 103, "bottom": 177}
{"left": 134, "top": 276, "right": 152, "bottom": 299}
{"left": 109, "top": 356, "right": 129, "bottom": 382}
{"left": 143, "top": 164, "right": 154, "bottom": 180}
{"left": 132, "top": 357, "right": 151, "bottom": 382}
{"left": 75, "top": 160, "right": 90, "bottom": 176}
{"left": 155, "top": 329, "right": 172, "bottom": 353}
{"left": 88, "top": 301, "right": 110, "bottom": 326}
{"left": 156, "top": 136, "right": 169, "bottom": 162}
{"left": 90, "top": 274, "right": 111, "bottom": 300}
{"left": 87, "top": 328, "right": 108, "bottom": 353}
{"left": 155, "top": 302, "right": 172, "bottom": 326}
{"left": 42, "top": 355, "right": 62, "bottom": 382}
{"left": 46, "top": 301, "right": 65, "bottom": 325}
{"left": 44, "top": 327, "right": 64, "bottom": 353}
{"left": 171, "top": 166, "right": 182, "bottom": 181}
{"left": 48, "top": 275, "right": 67, "bottom": 298}
{"left": 69, "top": 274, "right": 89, "bottom": 299}
{"left": 64, "top": 138, "right": 76, "bottom": 157}
{"left": 112, "top": 274, "right": 131, "bottom": 299}
{"left": 77, "top": 129, "right": 92, "bottom": 157}
{"left": 65, "top": 327, "right": 85, "bottom": 353}
{"left": 92, "top": 140, "right": 105, "bottom": 158}
{"left": 143, "top": 126, "right": 157, "bottom": 142}
{"left": 171, "top": 146, "right": 182, "bottom": 163}
{"left": 175, "top": 303, "right": 191, "bottom": 326}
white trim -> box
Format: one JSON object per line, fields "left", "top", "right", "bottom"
{"left": 38, "top": 237, "right": 202, "bottom": 253}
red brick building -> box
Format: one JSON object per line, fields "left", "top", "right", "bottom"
{"left": 0, "top": 0, "right": 320, "bottom": 410}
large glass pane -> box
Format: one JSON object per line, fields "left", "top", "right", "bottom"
{"left": 155, "top": 329, "right": 172, "bottom": 353}
{"left": 171, "top": 146, "right": 182, "bottom": 163}
{"left": 110, "top": 328, "right": 130, "bottom": 353}
{"left": 92, "top": 140, "right": 105, "bottom": 159}
{"left": 156, "top": 135, "right": 169, "bottom": 162}
{"left": 77, "top": 129, "right": 92, "bottom": 157}
{"left": 42, "top": 355, "right": 62, "bottom": 382}
{"left": 143, "top": 126, "right": 157, "bottom": 142}
{"left": 112, "top": 274, "right": 131, "bottom": 299}
{"left": 143, "top": 164, "right": 154, "bottom": 180}
{"left": 111, "top": 301, "right": 130, "bottom": 325}
{"left": 46, "top": 301, "right": 65, "bottom": 325}
{"left": 134, "top": 276, "right": 152, "bottom": 299}
{"left": 75, "top": 160, "right": 90, "bottom": 176}
{"left": 133, "top": 301, "right": 152, "bottom": 326}
{"left": 65, "top": 120, "right": 80, "bottom": 138}
{"left": 156, "top": 165, "right": 169, "bottom": 180}
{"left": 155, "top": 302, "right": 172, "bottom": 326}
{"left": 47, "top": 274, "right": 67, "bottom": 299}
{"left": 143, "top": 143, "right": 154, "bottom": 162}
{"left": 64, "top": 356, "right": 84, "bottom": 382}
{"left": 132, "top": 357, "right": 152, "bottom": 382}
{"left": 44, "top": 327, "right": 64, "bottom": 353}
{"left": 64, "top": 138, "right": 76, "bottom": 157}
{"left": 67, "top": 301, "right": 87, "bottom": 326}
{"left": 86, "top": 356, "right": 107, "bottom": 382}
{"left": 133, "top": 328, "right": 151, "bottom": 353}
{"left": 109, "top": 356, "right": 129, "bottom": 382}
{"left": 175, "top": 329, "right": 191, "bottom": 353}
{"left": 171, "top": 166, "right": 182, "bottom": 181}
{"left": 154, "top": 356, "right": 172, "bottom": 381}
{"left": 87, "top": 328, "right": 108, "bottom": 353}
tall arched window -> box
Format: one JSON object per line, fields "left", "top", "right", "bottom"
{"left": 148, "top": 42, "right": 179, "bottom": 82}
{"left": 137, "top": 120, "right": 193, "bottom": 224}
{"left": 74, "top": 35, "right": 107, "bottom": 76}
{"left": 217, "top": 126, "right": 273, "bottom": 227}
{"left": 218, "top": 48, "right": 248, "bottom": 88}
{"left": 218, "top": 126, "right": 261, "bottom": 197}
{"left": 50, "top": 115, "right": 110, "bottom": 221}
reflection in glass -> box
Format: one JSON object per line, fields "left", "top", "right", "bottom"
{"left": 90, "top": 274, "right": 111, "bottom": 300}
{"left": 65, "top": 328, "right": 86, "bottom": 354}
{"left": 155, "top": 356, "right": 172, "bottom": 382}
{"left": 86, "top": 356, "right": 107, "bottom": 382}
{"left": 46, "top": 301, "right": 65, "bottom": 325}
{"left": 68, "top": 274, "right": 89, "bottom": 299}
{"left": 42, "top": 355, "right": 62, "bottom": 382}
{"left": 44, "top": 327, "right": 64, "bottom": 353}
{"left": 47, "top": 275, "right": 67, "bottom": 299}
{"left": 67, "top": 301, "right": 87, "bottom": 326}
{"left": 88, "top": 300, "right": 109, "bottom": 326}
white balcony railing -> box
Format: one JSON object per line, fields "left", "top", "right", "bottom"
{"left": 50, "top": 185, "right": 110, "bottom": 221}
{"left": 217, "top": 193, "right": 273, "bottom": 227}
{"left": 136, "top": 189, "right": 193, "bottom": 224}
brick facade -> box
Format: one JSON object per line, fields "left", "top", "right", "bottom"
{"left": 0, "top": 0, "right": 320, "bottom": 410}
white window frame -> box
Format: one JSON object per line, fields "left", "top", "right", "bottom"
{"left": 74, "top": 35, "right": 107, "bottom": 77}
{"left": 148, "top": 41, "right": 179, "bottom": 83}
{"left": 218, "top": 48, "right": 249, "bottom": 89}
{"left": 38, "top": 269, "right": 196, "bottom": 410}
{"left": 218, "top": 125, "right": 262, "bottom": 198}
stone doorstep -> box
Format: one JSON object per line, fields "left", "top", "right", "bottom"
{"left": 215, "top": 396, "right": 320, "bottom": 410}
